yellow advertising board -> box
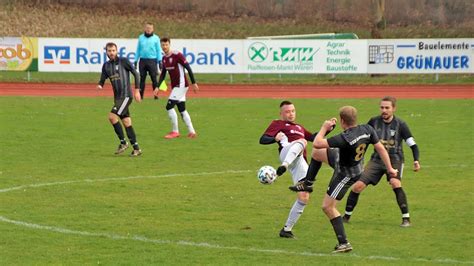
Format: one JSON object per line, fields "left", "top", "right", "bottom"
{"left": 0, "top": 37, "right": 38, "bottom": 71}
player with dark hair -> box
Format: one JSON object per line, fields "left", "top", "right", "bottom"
{"left": 135, "top": 22, "right": 162, "bottom": 99}
{"left": 343, "top": 96, "right": 420, "bottom": 227}
{"left": 97, "top": 42, "right": 142, "bottom": 156}
{"left": 154, "top": 37, "right": 198, "bottom": 139}
{"left": 260, "top": 100, "right": 320, "bottom": 238}
{"left": 290, "top": 106, "right": 397, "bottom": 253}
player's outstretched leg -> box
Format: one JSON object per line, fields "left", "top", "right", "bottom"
{"left": 289, "top": 149, "right": 326, "bottom": 193}
{"left": 343, "top": 191, "right": 361, "bottom": 223}
{"left": 277, "top": 140, "right": 306, "bottom": 176}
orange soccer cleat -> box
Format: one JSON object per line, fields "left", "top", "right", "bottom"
{"left": 164, "top": 131, "right": 180, "bottom": 139}
{"left": 187, "top": 132, "right": 197, "bottom": 139}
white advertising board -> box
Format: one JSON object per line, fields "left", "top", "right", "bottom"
{"left": 38, "top": 38, "right": 243, "bottom": 73}
{"left": 37, "top": 38, "right": 473, "bottom": 74}
{"left": 367, "top": 39, "right": 474, "bottom": 73}
{"left": 244, "top": 40, "right": 367, "bottom": 74}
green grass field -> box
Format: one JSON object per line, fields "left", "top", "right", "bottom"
{"left": 0, "top": 96, "right": 473, "bottom": 265}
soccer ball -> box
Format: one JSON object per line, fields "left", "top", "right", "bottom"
{"left": 257, "top": 165, "right": 277, "bottom": 184}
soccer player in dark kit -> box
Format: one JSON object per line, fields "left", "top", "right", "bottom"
{"left": 154, "top": 37, "right": 199, "bottom": 139}
{"left": 343, "top": 96, "right": 421, "bottom": 227}
{"left": 290, "top": 106, "right": 398, "bottom": 253}
{"left": 97, "top": 42, "right": 143, "bottom": 156}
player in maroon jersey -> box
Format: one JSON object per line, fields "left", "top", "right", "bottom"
{"left": 154, "top": 37, "right": 199, "bottom": 139}
{"left": 259, "top": 100, "right": 318, "bottom": 238}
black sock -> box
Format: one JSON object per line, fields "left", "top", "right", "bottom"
{"left": 330, "top": 216, "right": 347, "bottom": 244}
{"left": 393, "top": 187, "right": 409, "bottom": 215}
{"left": 112, "top": 122, "right": 126, "bottom": 144}
{"left": 345, "top": 191, "right": 360, "bottom": 214}
{"left": 304, "top": 158, "right": 322, "bottom": 185}
{"left": 125, "top": 126, "right": 140, "bottom": 150}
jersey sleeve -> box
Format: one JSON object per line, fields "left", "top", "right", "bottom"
{"left": 367, "top": 117, "right": 376, "bottom": 127}
{"left": 399, "top": 121, "right": 414, "bottom": 140}
{"left": 263, "top": 121, "right": 280, "bottom": 137}
{"left": 135, "top": 36, "right": 141, "bottom": 61}
{"left": 98, "top": 64, "right": 108, "bottom": 86}
{"left": 124, "top": 59, "right": 139, "bottom": 89}
{"left": 327, "top": 134, "right": 347, "bottom": 148}
{"left": 155, "top": 36, "right": 162, "bottom": 62}
{"left": 303, "top": 127, "right": 314, "bottom": 142}
{"left": 177, "top": 52, "right": 188, "bottom": 65}
{"left": 368, "top": 125, "right": 380, "bottom": 144}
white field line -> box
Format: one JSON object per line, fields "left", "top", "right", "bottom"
{"left": 0, "top": 216, "right": 472, "bottom": 264}
{"left": 0, "top": 170, "right": 252, "bottom": 193}
{"left": 0, "top": 170, "right": 473, "bottom": 264}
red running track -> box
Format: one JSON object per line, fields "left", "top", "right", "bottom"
{"left": 0, "top": 83, "right": 472, "bottom": 99}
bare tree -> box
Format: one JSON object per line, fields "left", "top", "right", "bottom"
{"left": 371, "top": 0, "right": 385, "bottom": 38}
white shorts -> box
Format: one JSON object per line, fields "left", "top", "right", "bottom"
{"left": 279, "top": 143, "right": 308, "bottom": 184}
{"left": 169, "top": 87, "right": 189, "bottom": 102}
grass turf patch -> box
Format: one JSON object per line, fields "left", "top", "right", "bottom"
{"left": 0, "top": 97, "right": 472, "bottom": 264}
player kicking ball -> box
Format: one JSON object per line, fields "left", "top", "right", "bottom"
{"left": 260, "top": 101, "right": 330, "bottom": 238}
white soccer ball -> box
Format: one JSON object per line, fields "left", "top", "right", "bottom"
{"left": 257, "top": 165, "right": 277, "bottom": 184}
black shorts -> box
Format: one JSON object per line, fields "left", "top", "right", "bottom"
{"left": 326, "top": 148, "right": 364, "bottom": 200}
{"left": 111, "top": 97, "right": 132, "bottom": 119}
{"left": 359, "top": 159, "right": 404, "bottom": 186}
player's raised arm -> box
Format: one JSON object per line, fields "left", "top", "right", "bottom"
{"left": 313, "top": 118, "right": 337, "bottom": 149}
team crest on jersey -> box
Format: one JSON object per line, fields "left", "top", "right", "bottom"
{"left": 169, "top": 58, "right": 173, "bottom": 63}
{"left": 390, "top": 129, "right": 396, "bottom": 136}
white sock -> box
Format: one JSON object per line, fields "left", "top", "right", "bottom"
{"left": 167, "top": 109, "right": 179, "bottom": 132}
{"left": 284, "top": 200, "right": 306, "bottom": 231}
{"left": 283, "top": 142, "right": 305, "bottom": 166}
{"left": 180, "top": 110, "right": 195, "bottom": 134}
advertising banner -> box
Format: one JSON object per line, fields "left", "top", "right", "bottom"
{"left": 38, "top": 38, "right": 243, "bottom": 73}
{"left": 244, "top": 40, "right": 367, "bottom": 74}
{"left": 39, "top": 38, "right": 134, "bottom": 72}
{"left": 322, "top": 40, "right": 367, "bottom": 73}
{"left": 0, "top": 37, "right": 38, "bottom": 71}
{"left": 32, "top": 37, "right": 474, "bottom": 74}
{"left": 367, "top": 39, "right": 473, "bottom": 73}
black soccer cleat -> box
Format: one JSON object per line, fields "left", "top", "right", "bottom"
{"left": 115, "top": 143, "right": 129, "bottom": 154}
{"left": 333, "top": 242, "right": 353, "bottom": 253}
{"left": 276, "top": 165, "right": 287, "bottom": 176}
{"left": 154, "top": 95, "right": 159, "bottom": 100}
{"left": 342, "top": 214, "right": 351, "bottom": 223}
{"left": 400, "top": 218, "right": 411, "bottom": 227}
{"left": 288, "top": 181, "right": 313, "bottom": 193}
{"left": 279, "top": 228, "right": 295, "bottom": 239}
{"left": 130, "top": 149, "right": 142, "bottom": 157}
